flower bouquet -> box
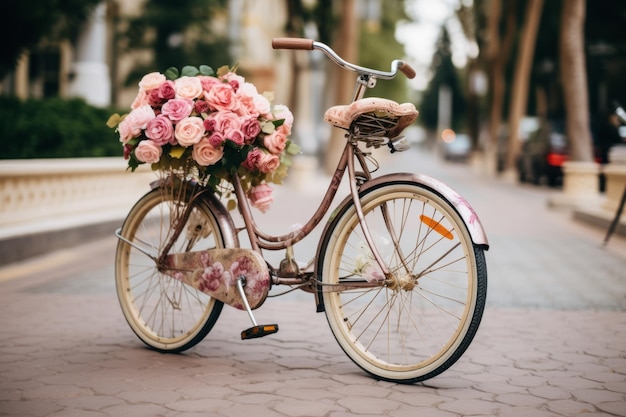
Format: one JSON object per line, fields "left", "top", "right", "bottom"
{"left": 107, "top": 65, "right": 299, "bottom": 213}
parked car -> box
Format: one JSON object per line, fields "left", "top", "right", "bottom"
{"left": 441, "top": 131, "right": 472, "bottom": 162}
{"left": 517, "top": 120, "right": 568, "bottom": 187}
{"left": 496, "top": 117, "right": 541, "bottom": 172}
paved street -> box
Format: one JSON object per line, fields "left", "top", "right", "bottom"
{"left": 1, "top": 146, "right": 625, "bottom": 417}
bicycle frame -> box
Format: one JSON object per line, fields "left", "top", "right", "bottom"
{"left": 146, "top": 42, "right": 489, "bottom": 294}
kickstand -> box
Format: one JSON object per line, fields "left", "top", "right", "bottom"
{"left": 236, "top": 276, "right": 278, "bottom": 340}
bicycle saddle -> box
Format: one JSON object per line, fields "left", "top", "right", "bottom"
{"left": 324, "top": 98, "right": 418, "bottom": 139}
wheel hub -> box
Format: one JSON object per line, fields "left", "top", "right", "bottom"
{"left": 388, "top": 272, "right": 416, "bottom": 291}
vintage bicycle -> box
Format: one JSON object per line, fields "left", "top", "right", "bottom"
{"left": 114, "top": 38, "right": 489, "bottom": 383}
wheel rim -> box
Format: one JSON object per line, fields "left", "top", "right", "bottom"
{"left": 322, "top": 185, "right": 481, "bottom": 381}
{"left": 115, "top": 188, "right": 223, "bottom": 351}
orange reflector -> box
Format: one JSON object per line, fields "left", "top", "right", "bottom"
{"left": 420, "top": 215, "right": 454, "bottom": 239}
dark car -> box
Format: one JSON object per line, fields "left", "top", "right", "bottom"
{"left": 517, "top": 121, "right": 568, "bottom": 187}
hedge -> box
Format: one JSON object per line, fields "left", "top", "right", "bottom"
{"left": 0, "top": 96, "right": 123, "bottom": 159}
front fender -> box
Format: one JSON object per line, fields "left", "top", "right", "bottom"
{"left": 313, "top": 173, "right": 488, "bottom": 313}
{"left": 379, "top": 173, "right": 489, "bottom": 247}
{"left": 320, "top": 173, "right": 489, "bottom": 249}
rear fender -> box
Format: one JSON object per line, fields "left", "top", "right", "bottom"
{"left": 150, "top": 179, "right": 239, "bottom": 248}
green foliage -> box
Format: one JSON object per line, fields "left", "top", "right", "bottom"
{"left": 119, "top": 0, "right": 230, "bottom": 86}
{"left": 419, "top": 27, "right": 467, "bottom": 131}
{"left": 358, "top": 0, "right": 410, "bottom": 103}
{"left": 1, "top": 0, "right": 102, "bottom": 78}
{"left": 0, "top": 96, "right": 122, "bottom": 159}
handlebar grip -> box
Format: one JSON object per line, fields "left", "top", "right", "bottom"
{"left": 398, "top": 62, "right": 416, "bottom": 79}
{"left": 272, "top": 38, "right": 315, "bottom": 50}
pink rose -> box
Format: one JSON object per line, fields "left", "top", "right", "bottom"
{"left": 203, "top": 118, "right": 216, "bottom": 132}
{"left": 226, "top": 129, "right": 245, "bottom": 146}
{"left": 198, "top": 75, "right": 220, "bottom": 93}
{"left": 194, "top": 99, "right": 210, "bottom": 115}
{"left": 256, "top": 152, "right": 280, "bottom": 174}
{"left": 242, "top": 147, "right": 261, "bottom": 171}
{"left": 118, "top": 119, "right": 136, "bottom": 144}
{"left": 204, "top": 82, "right": 239, "bottom": 113}
{"left": 130, "top": 90, "right": 149, "bottom": 110}
{"left": 221, "top": 72, "right": 245, "bottom": 86}
{"left": 158, "top": 80, "right": 176, "bottom": 100}
{"left": 145, "top": 114, "right": 174, "bottom": 146}
{"left": 138, "top": 72, "right": 166, "bottom": 91}
{"left": 134, "top": 139, "right": 162, "bottom": 164}
{"left": 123, "top": 143, "right": 133, "bottom": 159}
{"left": 175, "top": 76, "right": 203, "bottom": 99}
{"left": 210, "top": 111, "right": 242, "bottom": 135}
{"left": 263, "top": 130, "right": 287, "bottom": 155}
{"left": 241, "top": 116, "right": 261, "bottom": 142}
{"left": 236, "top": 83, "right": 260, "bottom": 116}
{"left": 192, "top": 138, "right": 224, "bottom": 166}
{"left": 273, "top": 104, "right": 294, "bottom": 135}
{"left": 118, "top": 105, "right": 156, "bottom": 142}
{"left": 253, "top": 93, "right": 271, "bottom": 116}
{"left": 161, "top": 98, "right": 194, "bottom": 123}
{"left": 175, "top": 116, "right": 205, "bottom": 147}
{"left": 147, "top": 89, "right": 164, "bottom": 107}
{"left": 228, "top": 80, "right": 240, "bottom": 92}
{"left": 247, "top": 183, "right": 274, "bottom": 213}
{"left": 207, "top": 131, "right": 225, "bottom": 147}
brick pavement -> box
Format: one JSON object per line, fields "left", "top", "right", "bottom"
{"left": 1, "top": 146, "right": 625, "bottom": 417}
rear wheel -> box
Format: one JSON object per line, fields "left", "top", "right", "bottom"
{"left": 319, "top": 181, "right": 487, "bottom": 383}
{"left": 115, "top": 185, "right": 226, "bottom": 352}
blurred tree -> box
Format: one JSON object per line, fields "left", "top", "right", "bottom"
{"left": 419, "top": 26, "right": 467, "bottom": 133}
{"left": 1, "top": 0, "right": 102, "bottom": 78}
{"left": 359, "top": 0, "right": 410, "bottom": 102}
{"left": 118, "top": 0, "right": 230, "bottom": 84}
{"left": 560, "top": 0, "right": 594, "bottom": 162}
{"left": 503, "top": 0, "right": 544, "bottom": 174}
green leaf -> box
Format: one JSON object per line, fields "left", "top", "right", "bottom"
{"left": 272, "top": 119, "right": 285, "bottom": 128}
{"left": 227, "top": 199, "right": 237, "bottom": 211}
{"left": 216, "top": 65, "right": 231, "bottom": 77}
{"left": 106, "top": 113, "right": 122, "bottom": 128}
{"left": 128, "top": 154, "right": 141, "bottom": 171}
{"left": 286, "top": 142, "right": 301, "bottom": 155}
{"left": 261, "top": 121, "right": 275, "bottom": 134}
{"left": 169, "top": 146, "right": 186, "bottom": 159}
{"left": 181, "top": 66, "right": 200, "bottom": 77}
{"left": 164, "top": 67, "right": 179, "bottom": 80}
{"left": 127, "top": 137, "right": 141, "bottom": 146}
{"left": 199, "top": 65, "right": 214, "bottom": 76}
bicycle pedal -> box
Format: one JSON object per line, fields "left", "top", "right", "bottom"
{"left": 241, "top": 324, "right": 279, "bottom": 340}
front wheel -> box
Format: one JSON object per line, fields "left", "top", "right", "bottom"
{"left": 115, "top": 185, "right": 227, "bottom": 352}
{"left": 319, "top": 181, "right": 487, "bottom": 383}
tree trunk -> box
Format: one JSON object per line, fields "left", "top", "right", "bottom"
{"left": 560, "top": 0, "right": 594, "bottom": 162}
{"left": 324, "top": 0, "right": 359, "bottom": 174}
{"left": 485, "top": 0, "right": 516, "bottom": 173}
{"left": 504, "top": 0, "right": 544, "bottom": 174}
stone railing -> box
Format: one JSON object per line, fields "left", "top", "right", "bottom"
{"left": 0, "top": 158, "right": 156, "bottom": 263}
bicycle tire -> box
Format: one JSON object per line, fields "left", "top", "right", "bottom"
{"left": 115, "top": 186, "right": 226, "bottom": 352}
{"left": 318, "top": 181, "right": 487, "bottom": 383}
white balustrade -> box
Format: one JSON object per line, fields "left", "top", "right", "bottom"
{"left": 0, "top": 158, "right": 156, "bottom": 239}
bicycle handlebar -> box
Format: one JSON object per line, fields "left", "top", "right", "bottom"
{"left": 272, "top": 37, "right": 416, "bottom": 80}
